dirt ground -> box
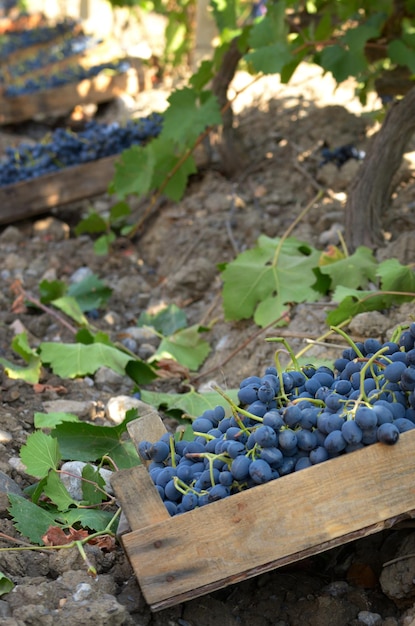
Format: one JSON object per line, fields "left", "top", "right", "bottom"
{"left": 2, "top": 55, "right": 415, "bottom": 625}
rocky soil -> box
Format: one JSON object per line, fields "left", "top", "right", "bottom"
{"left": 1, "top": 60, "right": 415, "bottom": 626}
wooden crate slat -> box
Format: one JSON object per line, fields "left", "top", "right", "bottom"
{"left": 0, "top": 155, "right": 118, "bottom": 224}
{"left": 0, "top": 67, "right": 142, "bottom": 125}
{"left": 115, "top": 429, "right": 415, "bottom": 610}
{"left": 112, "top": 465, "right": 170, "bottom": 532}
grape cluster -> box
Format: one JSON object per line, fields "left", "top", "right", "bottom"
{"left": 1, "top": 35, "right": 99, "bottom": 81}
{"left": 319, "top": 143, "right": 366, "bottom": 168}
{"left": 139, "top": 325, "right": 415, "bottom": 516}
{"left": 4, "top": 59, "right": 130, "bottom": 97}
{"left": 0, "top": 114, "right": 163, "bottom": 186}
{"left": 0, "top": 18, "right": 78, "bottom": 58}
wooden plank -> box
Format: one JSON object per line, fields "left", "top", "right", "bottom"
{"left": 111, "top": 465, "right": 169, "bottom": 532}
{"left": 0, "top": 67, "right": 142, "bottom": 124}
{"left": 127, "top": 412, "right": 167, "bottom": 466}
{"left": 119, "top": 429, "right": 415, "bottom": 609}
{"left": 0, "top": 155, "right": 117, "bottom": 224}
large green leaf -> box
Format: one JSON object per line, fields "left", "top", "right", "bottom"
{"left": 20, "top": 431, "right": 61, "bottom": 478}
{"left": 319, "top": 246, "right": 378, "bottom": 289}
{"left": 151, "top": 325, "right": 211, "bottom": 371}
{"left": 138, "top": 303, "right": 187, "bottom": 335}
{"left": 8, "top": 494, "right": 57, "bottom": 545}
{"left": 44, "top": 471, "right": 78, "bottom": 511}
{"left": 140, "top": 388, "right": 239, "bottom": 418}
{"left": 162, "top": 88, "right": 222, "bottom": 148}
{"left": 67, "top": 275, "right": 112, "bottom": 312}
{"left": 39, "top": 341, "right": 131, "bottom": 378}
{"left": 112, "top": 144, "right": 155, "bottom": 198}
{"left": 53, "top": 412, "right": 140, "bottom": 469}
{"left": 377, "top": 258, "right": 415, "bottom": 293}
{"left": 221, "top": 235, "right": 321, "bottom": 327}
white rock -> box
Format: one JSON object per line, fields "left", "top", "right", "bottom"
{"left": 105, "top": 395, "right": 144, "bottom": 424}
{"left": 60, "top": 461, "right": 113, "bottom": 500}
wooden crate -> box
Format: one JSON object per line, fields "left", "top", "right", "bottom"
{"left": 111, "top": 410, "right": 415, "bottom": 612}
{"left": 0, "top": 155, "right": 118, "bottom": 224}
{"left": 0, "top": 66, "right": 143, "bottom": 124}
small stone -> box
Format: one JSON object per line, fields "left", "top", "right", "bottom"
{"left": 137, "top": 342, "right": 156, "bottom": 360}
{"left": 348, "top": 311, "right": 391, "bottom": 337}
{"left": 0, "top": 470, "right": 24, "bottom": 496}
{"left": 357, "top": 610, "right": 382, "bottom": 626}
{"left": 60, "top": 461, "right": 113, "bottom": 500}
{"left": 8, "top": 456, "right": 28, "bottom": 474}
{"left": 322, "top": 581, "right": 350, "bottom": 597}
{"left": 33, "top": 217, "right": 69, "bottom": 241}
{"left": 94, "top": 367, "right": 125, "bottom": 386}
{"left": 0, "top": 226, "right": 24, "bottom": 245}
{"left": 41, "top": 400, "right": 94, "bottom": 419}
{"left": 106, "top": 395, "right": 144, "bottom": 424}
{"left": 69, "top": 267, "right": 94, "bottom": 283}
{"left": 122, "top": 326, "right": 159, "bottom": 346}
{"left": 0, "top": 429, "right": 12, "bottom": 444}
{"left": 0, "top": 600, "right": 12, "bottom": 619}
{"left": 72, "top": 582, "right": 92, "bottom": 602}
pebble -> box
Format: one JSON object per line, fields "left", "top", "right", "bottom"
{"left": 33, "top": 217, "right": 69, "bottom": 241}
{"left": 0, "top": 429, "right": 12, "bottom": 444}
{"left": 137, "top": 342, "right": 156, "bottom": 360}
{"left": 94, "top": 366, "right": 125, "bottom": 386}
{"left": 357, "top": 611, "right": 382, "bottom": 625}
{"left": 348, "top": 311, "right": 391, "bottom": 337}
{"left": 106, "top": 395, "right": 144, "bottom": 424}
{"left": 41, "top": 399, "right": 94, "bottom": 418}
{"left": 322, "top": 581, "right": 350, "bottom": 597}
{"left": 69, "top": 266, "right": 94, "bottom": 283}
{"left": 8, "top": 456, "right": 28, "bottom": 474}
{"left": 122, "top": 326, "right": 160, "bottom": 346}
{"left": 0, "top": 470, "right": 24, "bottom": 496}
{"left": 72, "top": 583, "right": 93, "bottom": 602}
{"left": 60, "top": 461, "right": 113, "bottom": 500}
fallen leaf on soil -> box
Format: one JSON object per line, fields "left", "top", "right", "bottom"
{"left": 88, "top": 534, "right": 116, "bottom": 551}
{"left": 42, "top": 526, "right": 89, "bottom": 546}
{"left": 346, "top": 562, "right": 378, "bottom": 588}
{"left": 33, "top": 383, "right": 68, "bottom": 394}
{"left": 155, "top": 358, "right": 190, "bottom": 379}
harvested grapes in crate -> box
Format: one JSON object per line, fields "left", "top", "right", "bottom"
{"left": 111, "top": 325, "right": 415, "bottom": 610}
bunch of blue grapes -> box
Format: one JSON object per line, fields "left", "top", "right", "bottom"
{"left": 4, "top": 59, "right": 130, "bottom": 97}
{"left": 0, "top": 18, "right": 78, "bottom": 58}
{"left": 139, "top": 324, "right": 415, "bottom": 516}
{"left": 1, "top": 35, "right": 99, "bottom": 81}
{"left": 0, "top": 113, "right": 163, "bottom": 186}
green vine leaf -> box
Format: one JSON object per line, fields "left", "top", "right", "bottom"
{"left": 0, "top": 572, "right": 14, "bottom": 596}
{"left": 151, "top": 325, "right": 211, "bottom": 371}
{"left": 20, "top": 431, "right": 61, "bottom": 479}
{"left": 81, "top": 464, "right": 107, "bottom": 505}
{"left": 318, "top": 246, "right": 378, "bottom": 289}
{"left": 221, "top": 235, "right": 321, "bottom": 327}
{"left": 161, "top": 88, "right": 222, "bottom": 147}
{"left": 8, "top": 494, "right": 58, "bottom": 545}
{"left": 52, "top": 411, "right": 140, "bottom": 469}
{"left": 140, "top": 388, "right": 239, "bottom": 419}
{"left": 44, "top": 470, "right": 78, "bottom": 511}
{"left": 0, "top": 332, "right": 42, "bottom": 384}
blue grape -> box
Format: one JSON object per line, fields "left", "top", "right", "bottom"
{"left": 377, "top": 422, "right": 400, "bottom": 445}
{"left": 230, "top": 455, "right": 252, "bottom": 480}
{"left": 355, "top": 406, "right": 378, "bottom": 430}
{"left": 341, "top": 420, "right": 363, "bottom": 445}
{"left": 249, "top": 459, "right": 273, "bottom": 484}
{"left": 324, "top": 430, "right": 346, "bottom": 454}
{"left": 253, "top": 425, "right": 277, "bottom": 447}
